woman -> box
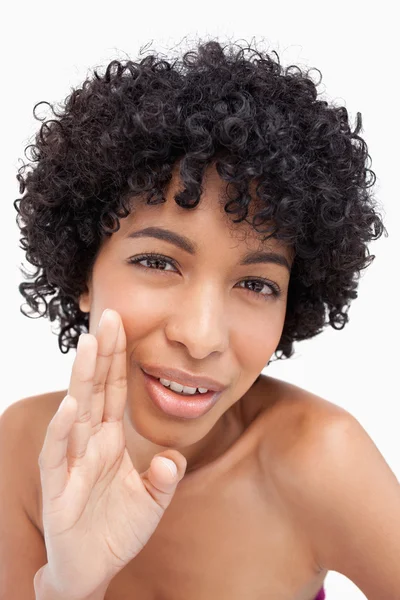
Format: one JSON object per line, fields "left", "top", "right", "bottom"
{"left": 2, "top": 39, "right": 399, "bottom": 599}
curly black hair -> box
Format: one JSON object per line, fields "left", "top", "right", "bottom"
{"left": 14, "top": 37, "right": 387, "bottom": 365}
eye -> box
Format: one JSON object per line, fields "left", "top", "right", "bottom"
{"left": 127, "top": 252, "right": 178, "bottom": 273}
{"left": 126, "top": 253, "right": 281, "bottom": 300}
{"left": 236, "top": 278, "right": 281, "bottom": 300}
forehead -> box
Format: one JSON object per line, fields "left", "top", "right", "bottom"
{"left": 117, "top": 162, "right": 291, "bottom": 257}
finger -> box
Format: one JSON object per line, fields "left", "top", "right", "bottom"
{"left": 102, "top": 313, "right": 127, "bottom": 423}
{"left": 38, "top": 394, "right": 78, "bottom": 509}
{"left": 140, "top": 450, "right": 187, "bottom": 510}
{"left": 67, "top": 333, "right": 98, "bottom": 467}
{"left": 90, "top": 309, "right": 121, "bottom": 431}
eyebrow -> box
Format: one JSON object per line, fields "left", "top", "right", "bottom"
{"left": 126, "top": 226, "right": 291, "bottom": 272}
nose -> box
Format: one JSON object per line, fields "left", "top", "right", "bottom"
{"left": 164, "top": 281, "right": 229, "bottom": 359}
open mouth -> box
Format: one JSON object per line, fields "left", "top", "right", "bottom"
{"left": 156, "top": 376, "right": 210, "bottom": 396}
{"left": 142, "top": 370, "right": 222, "bottom": 419}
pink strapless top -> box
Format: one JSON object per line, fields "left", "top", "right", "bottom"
{"left": 314, "top": 587, "right": 326, "bottom": 600}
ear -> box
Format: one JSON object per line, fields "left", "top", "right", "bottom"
{"left": 79, "top": 289, "right": 91, "bottom": 313}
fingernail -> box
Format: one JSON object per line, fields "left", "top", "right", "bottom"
{"left": 157, "top": 457, "right": 178, "bottom": 477}
{"left": 98, "top": 308, "right": 111, "bottom": 329}
{"left": 57, "top": 395, "right": 70, "bottom": 412}
{"left": 77, "top": 333, "right": 89, "bottom": 348}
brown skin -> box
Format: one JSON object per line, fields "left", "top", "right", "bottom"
{"left": 78, "top": 162, "right": 294, "bottom": 476}
{"left": 16, "top": 162, "right": 339, "bottom": 598}
{"left": 4, "top": 164, "right": 398, "bottom": 598}
{"left": 25, "top": 379, "right": 330, "bottom": 600}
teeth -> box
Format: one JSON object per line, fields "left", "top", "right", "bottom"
{"left": 158, "top": 378, "right": 209, "bottom": 394}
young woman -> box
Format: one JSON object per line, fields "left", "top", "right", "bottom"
{"left": 2, "top": 39, "right": 399, "bottom": 600}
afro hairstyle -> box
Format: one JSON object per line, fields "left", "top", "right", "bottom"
{"left": 14, "top": 38, "right": 387, "bottom": 367}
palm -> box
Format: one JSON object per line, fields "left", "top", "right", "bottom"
{"left": 44, "top": 423, "right": 159, "bottom": 577}
{"left": 38, "top": 310, "right": 186, "bottom": 598}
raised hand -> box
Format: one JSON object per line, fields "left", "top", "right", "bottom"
{"left": 34, "top": 309, "right": 187, "bottom": 600}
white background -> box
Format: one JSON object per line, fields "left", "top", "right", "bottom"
{"left": 1, "top": 2, "right": 399, "bottom": 598}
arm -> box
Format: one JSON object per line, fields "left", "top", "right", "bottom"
{"left": 279, "top": 409, "right": 400, "bottom": 599}
{"left": 0, "top": 400, "right": 48, "bottom": 599}
{"left": 0, "top": 399, "right": 113, "bottom": 600}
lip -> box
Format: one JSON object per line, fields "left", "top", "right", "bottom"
{"left": 142, "top": 371, "right": 222, "bottom": 419}
{"left": 140, "top": 364, "right": 227, "bottom": 392}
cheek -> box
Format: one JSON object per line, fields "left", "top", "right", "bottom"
{"left": 232, "top": 308, "right": 286, "bottom": 371}
{"left": 88, "top": 259, "right": 171, "bottom": 336}
{"left": 111, "top": 286, "right": 170, "bottom": 341}
{"left": 91, "top": 264, "right": 287, "bottom": 366}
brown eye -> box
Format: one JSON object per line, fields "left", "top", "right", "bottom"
{"left": 127, "top": 253, "right": 178, "bottom": 273}
{"left": 237, "top": 278, "right": 281, "bottom": 300}
{"left": 127, "top": 254, "right": 281, "bottom": 300}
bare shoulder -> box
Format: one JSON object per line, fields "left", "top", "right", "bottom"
{"left": 2, "top": 390, "right": 68, "bottom": 532}
{"left": 256, "top": 375, "right": 369, "bottom": 566}
{"left": 254, "top": 374, "right": 351, "bottom": 460}
{"left": 254, "top": 374, "right": 356, "bottom": 507}
{"left": 259, "top": 377, "right": 400, "bottom": 596}
{"left": 8, "top": 389, "right": 68, "bottom": 459}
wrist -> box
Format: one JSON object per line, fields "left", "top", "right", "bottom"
{"left": 34, "top": 564, "right": 110, "bottom": 600}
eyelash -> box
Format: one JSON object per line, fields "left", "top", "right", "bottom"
{"left": 127, "top": 252, "right": 281, "bottom": 300}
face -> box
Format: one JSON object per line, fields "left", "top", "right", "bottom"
{"left": 79, "top": 162, "right": 293, "bottom": 457}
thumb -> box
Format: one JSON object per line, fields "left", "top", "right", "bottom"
{"left": 140, "top": 451, "right": 187, "bottom": 509}
{"left": 155, "top": 457, "right": 179, "bottom": 478}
